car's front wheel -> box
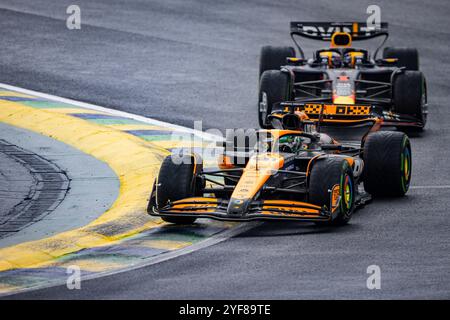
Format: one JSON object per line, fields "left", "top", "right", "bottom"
{"left": 155, "top": 154, "right": 202, "bottom": 224}
{"left": 259, "top": 46, "right": 295, "bottom": 77}
{"left": 258, "top": 70, "right": 291, "bottom": 128}
{"left": 309, "top": 157, "right": 355, "bottom": 226}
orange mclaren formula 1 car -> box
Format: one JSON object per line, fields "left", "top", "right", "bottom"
{"left": 258, "top": 21, "right": 427, "bottom": 132}
{"left": 147, "top": 113, "right": 412, "bottom": 226}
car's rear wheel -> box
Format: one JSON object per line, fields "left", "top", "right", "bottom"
{"left": 393, "top": 70, "right": 427, "bottom": 129}
{"left": 363, "top": 131, "right": 411, "bottom": 197}
{"left": 156, "top": 154, "right": 202, "bottom": 224}
{"left": 258, "top": 70, "right": 291, "bottom": 129}
{"left": 259, "top": 46, "right": 295, "bottom": 77}
{"left": 383, "top": 47, "right": 419, "bottom": 70}
{"left": 309, "top": 157, "right": 355, "bottom": 226}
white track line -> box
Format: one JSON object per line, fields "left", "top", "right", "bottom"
{"left": 0, "top": 82, "right": 222, "bottom": 142}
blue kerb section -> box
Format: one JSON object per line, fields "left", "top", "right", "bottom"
{"left": 0, "top": 96, "right": 44, "bottom": 102}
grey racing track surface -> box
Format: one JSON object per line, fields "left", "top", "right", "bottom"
{"left": 1, "top": 0, "right": 450, "bottom": 299}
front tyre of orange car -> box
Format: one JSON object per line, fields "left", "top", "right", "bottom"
{"left": 309, "top": 157, "right": 355, "bottom": 226}
{"left": 155, "top": 154, "right": 203, "bottom": 225}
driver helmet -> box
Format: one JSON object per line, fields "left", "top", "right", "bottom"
{"left": 278, "top": 135, "right": 310, "bottom": 153}
{"left": 343, "top": 51, "right": 365, "bottom": 67}
{"left": 319, "top": 51, "right": 342, "bottom": 68}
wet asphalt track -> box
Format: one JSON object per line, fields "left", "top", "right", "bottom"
{"left": 1, "top": 0, "right": 450, "bottom": 299}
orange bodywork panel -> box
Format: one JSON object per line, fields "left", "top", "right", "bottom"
{"left": 217, "top": 154, "right": 234, "bottom": 169}
{"left": 333, "top": 95, "right": 355, "bottom": 105}
{"left": 170, "top": 197, "right": 218, "bottom": 213}
{"left": 231, "top": 153, "right": 284, "bottom": 201}
{"left": 331, "top": 184, "right": 341, "bottom": 213}
{"left": 262, "top": 200, "right": 321, "bottom": 216}
{"left": 172, "top": 197, "right": 218, "bottom": 205}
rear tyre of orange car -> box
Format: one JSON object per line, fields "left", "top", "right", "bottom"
{"left": 309, "top": 157, "right": 355, "bottom": 226}
{"left": 363, "top": 131, "right": 411, "bottom": 197}
{"left": 259, "top": 46, "right": 295, "bottom": 77}
{"left": 383, "top": 47, "right": 419, "bottom": 70}
{"left": 156, "top": 154, "right": 203, "bottom": 224}
{"left": 259, "top": 70, "right": 291, "bottom": 129}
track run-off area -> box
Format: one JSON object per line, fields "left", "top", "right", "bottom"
{"left": 0, "top": 83, "right": 252, "bottom": 296}
{"left": 0, "top": 0, "right": 449, "bottom": 298}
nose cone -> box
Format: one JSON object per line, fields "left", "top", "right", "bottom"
{"left": 227, "top": 153, "right": 284, "bottom": 215}
{"left": 227, "top": 198, "right": 251, "bottom": 215}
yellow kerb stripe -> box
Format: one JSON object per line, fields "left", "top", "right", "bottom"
{"left": 0, "top": 100, "right": 170, "bottom": 272}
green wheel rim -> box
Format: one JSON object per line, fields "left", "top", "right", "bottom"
{"left": 401, "top": 140, "right": 412, "bottom": 192}
{"left": 341, "top": 172, "right": 353, "bottom": 212}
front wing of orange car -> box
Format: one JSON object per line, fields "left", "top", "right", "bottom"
{"left": 148, "top": 197, "right": 333, "bottom": 222}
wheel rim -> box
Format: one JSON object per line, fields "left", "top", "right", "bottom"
{"left": 401, "top": 142, "right": 412, "bottom": 192}
{"left": 341, "top": 173, "right": 353, "bottom": 212}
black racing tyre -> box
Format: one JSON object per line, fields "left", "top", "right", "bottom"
{"left": 259, "top": 46, "right": 295, "bottom": 77}
{"left": 393, "top": 71, "right": 427, "bottom": 128}
{"left": 258, "top": 70, "right": 291, "bottom": 128}
{"left": 309, "top": 157, "right": 355, "bottom": 225}
{"left": 383, "top": 47, "right": 419, "bottom": 70}
{"left": 156, "top": 154, "right": 202, "bottom": 224}
{"left": 363, "top": 131, "right": 411, "bottom": 197}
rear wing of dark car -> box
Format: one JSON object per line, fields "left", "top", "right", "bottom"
{"left": 289, "top": 22, "right": 389, "bottom": 59}
{"left": 290, "top": 21, "right": 388, "bottom": 40}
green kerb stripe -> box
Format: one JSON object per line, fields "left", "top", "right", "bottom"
{"left": 20, "top": 101, "right": 75, "bottom": 108}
